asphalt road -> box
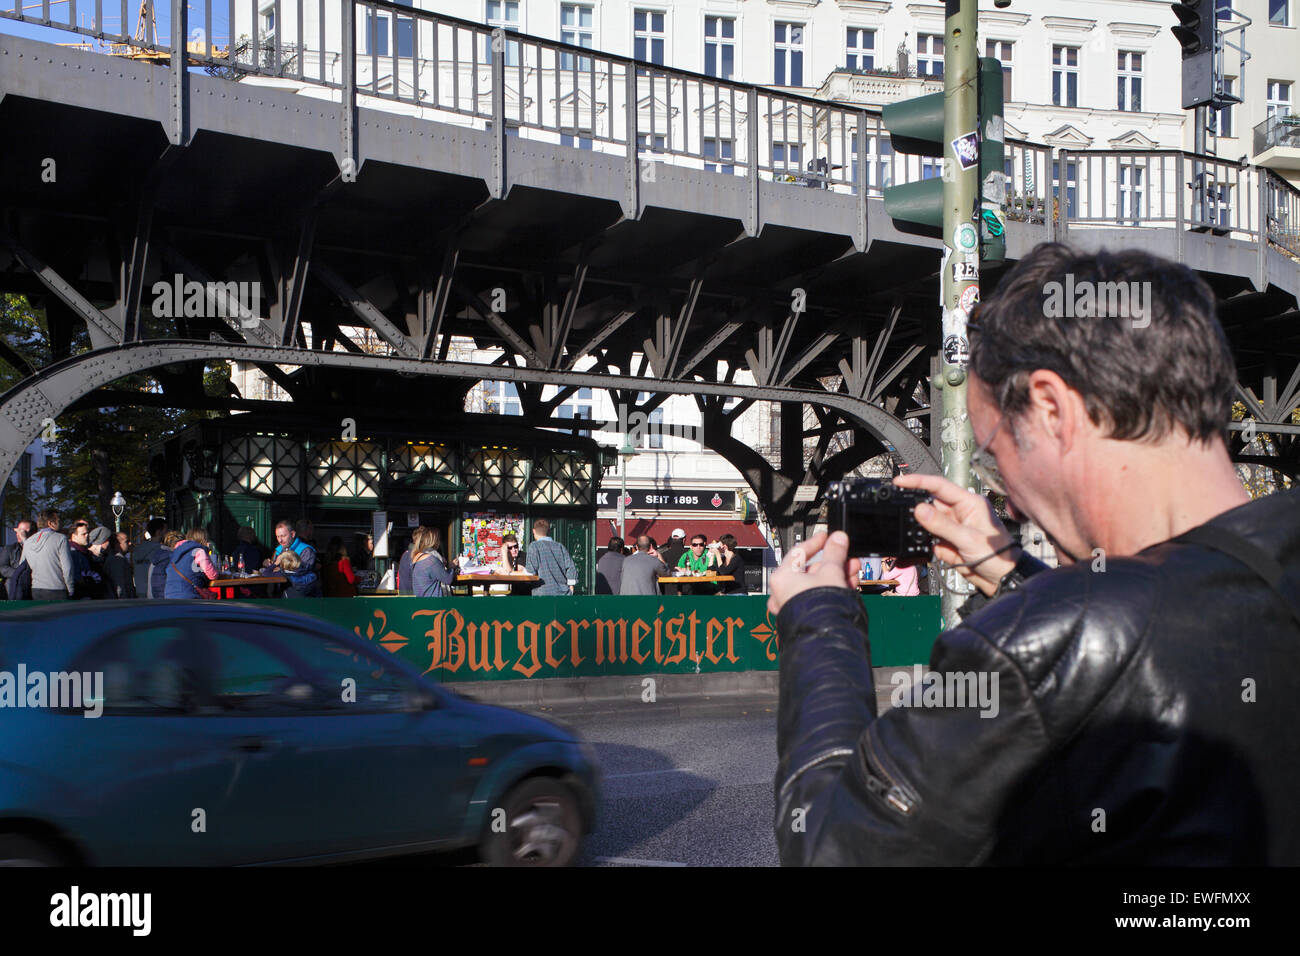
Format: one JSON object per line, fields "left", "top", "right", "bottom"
{"left": 536, "top": 694, "right": 783, "bottom": 867}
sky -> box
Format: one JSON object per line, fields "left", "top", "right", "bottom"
{"left": 0, "top": 3, "right": 237, "bottom": 48}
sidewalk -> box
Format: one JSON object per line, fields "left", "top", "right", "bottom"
{"left": 444, "top": 666, "right": 913, "bottom": 716}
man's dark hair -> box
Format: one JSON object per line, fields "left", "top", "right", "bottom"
{"left": 147, "top": 517, "right": 167, "bottom": 537}
{"left": 38, "top": 509, "right": 59, "bottom": 529}
{"left": 533, "top": 518, "right": 550, "bottom": 535}
{"left": 970, "top": 243, "right": 1236, "bottom": 445}
{"left": 607, "top": 536, "right": 624, "bottom": 552}
{"left": 720, "top": 533, "right": 738, "bottom": 550}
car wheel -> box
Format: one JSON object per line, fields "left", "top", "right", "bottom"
{"left": 0, "top": 835, "right": 63, "bottom": 866}
{"left": 481, "top": 777, "right": 583, "bottom": 867}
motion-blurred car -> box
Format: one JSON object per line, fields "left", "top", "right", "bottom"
{"left": 0, "top": 602, "right": 598, "bottom": 866}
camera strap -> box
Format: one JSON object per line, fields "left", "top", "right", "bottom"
{"left": 1172, "top": 526, "right": 1300, "bottom": 631}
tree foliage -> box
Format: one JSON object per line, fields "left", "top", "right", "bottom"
{"left": 1, "top": 295, "right": 230, "bottom": 536}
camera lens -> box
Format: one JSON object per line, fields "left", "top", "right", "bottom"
{"left": 875, "top": 484, "right": 892, "bottom": 501}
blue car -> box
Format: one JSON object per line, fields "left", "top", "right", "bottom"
{"left": 0, "top": 601, "right": 598, "bottom": 866}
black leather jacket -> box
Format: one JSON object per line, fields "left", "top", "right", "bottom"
{"left": 774, "top": 487, "right": 1300, "bottom": 865}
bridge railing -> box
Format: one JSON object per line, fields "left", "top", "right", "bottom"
{"left": 2, "top": 0, "right": 1294, "bottom": 256}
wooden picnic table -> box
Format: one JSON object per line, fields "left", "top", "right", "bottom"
{"left": 859, "top": 578, "right": 899, "bottom": 592}
{"left": 455, "top": 573, "right": 540, "bottom": 595}
{"left": 207, "top": 574, "right": 287, "bottom": 599}
{"left": 657, "top": 575, "right": 735, "bottom": 584}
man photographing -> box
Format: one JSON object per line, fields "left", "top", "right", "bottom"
{"left": 769, "top": 243, "right": 1300, "bottom": 865}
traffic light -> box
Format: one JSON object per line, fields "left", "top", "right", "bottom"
{"left": 978, "top": 56, "right": 1006, "bottom": 266}
{"left": 1170, "top": 1, "right": 1215, "bottom": 108}
{"left": 881, "top": 58, "right": 1005, "bottom": 264}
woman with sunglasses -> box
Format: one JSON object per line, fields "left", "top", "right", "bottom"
{"left": 495, "top": 533, "right": 526, "bottom": 575}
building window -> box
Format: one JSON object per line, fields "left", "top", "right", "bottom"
{"left": 367, "top": 12, "right": 414, "bottom": 58}
{"left": 1267, "top": 79, "right": 1293, "bottom": 120}
{"left": 482, "top": 382, "right": 522, "bottom": 415}
{"left": 773, "top": 141, "right": 802, "bottom": 178}
{"left": 774, "top": 22, "right": 805, "bottom": 87}
{"left": 704, "top": 16, "right": 736, "bottom": 79}
{"left": 16, "top": 452, "right": 31, "bottom": 494}
{"left": 1118, "top": 163, "right": 1144, "bottom": 224}
{"left": 1210, "top": 76, "right": 1236, "bottom": 136}
{"left": 986, "top": 39, "right": 1013, "bottom": 100}
{"left": 1217, "top": 0, "right": 1234, "bottom": 19}
{"left": 704, "top": 137, "right": 734, "bottom": 174}
{"left": 917, "top": 33, "right": 944, "bottom": 78}
{"left": 634, "top": 9, "right": 666, "bottom": 68}
{"left": 638, "top": 132, "right": 666, "bottom": 155}
{"left": 1052, "top": 45, "right": 1079, "bottom": 107}
{"left": 560, "top": 4, "right": 594, "bottom": 71}
{"left": 1270, "top": 0, "right": 1290, "bottom": 27}
{"left": 1207, "top": 179, "right": 1234, "bottom": 227}
{"left": 556, "top": 387, "right": 594, "bottom": 434}
{"left": 846, "top": 27, "right": 875, "bottom": 71}
{"left": 921, "top": 157, "right": 942, "bottom": 180}
{"left": 560, "top": 133, "right": 593, "bottom": 150}
{"left": 635, "top": 393, "right": 665, "bottom": 449}
{"left": 1053, "top": 159, "right": 1078, "bottom": 217}
{"left": 1117, "top": 51, "right": 1143, "bottom": 112}
{"left": 485, "top": 0, "right": 522, "bottom": 66}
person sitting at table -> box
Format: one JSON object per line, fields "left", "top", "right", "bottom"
{"left": 711, "top": 534, "right": 748, "bottom": 595}
{"left": 271, "top": 549, "right": 318, "bottom": 599}
{"left": 411, "top": 526, "right": 457, "bottom": 598}
{"left": 233, "top": 526, "right": 263, "bottom": 575}
{"left": 879, "top": 555, "right": 920, "bottom": 596}
{"left": 495, "top": 533, "right": 526, "bottom": 574}
{"left": 322, "top": 536, "right": 358, "bottom": 598}
{"left": 676, "top": 533, "right": 717, "bottom": 595}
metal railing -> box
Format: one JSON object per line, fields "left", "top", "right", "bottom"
{"left": 4, "top": 0, "right": 1299, "bottom": 258}
{"left": 1253, "top": 112, "right": 1300, "bottom": 156}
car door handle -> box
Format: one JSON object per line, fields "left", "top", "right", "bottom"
{"left": 233, "top": 736, "right": 281, "bottom": 753}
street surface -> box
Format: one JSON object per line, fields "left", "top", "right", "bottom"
{"left": 546, "top": 695, "right": 782, "bottom": 867}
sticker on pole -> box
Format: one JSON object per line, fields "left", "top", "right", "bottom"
{"left": 953, "top": 223, "right": 978, "bottom": 252}
{"left": 959, "top": 285, "right": 980, "bottom": 315}
{"left": 951, "top": 131, "right": 980, "bottom": 171}
{"left": 943, "top": 334, "right": 970, "bottom": 367}
{"left": 953, "top": 260, "right": 979, "bottom": 282}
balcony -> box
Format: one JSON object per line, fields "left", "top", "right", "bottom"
{"left": 816, "top": 68, "right": 943, "bottom": 108}
{"left": 1253, "top": 114, "right": 1300, "bottom": 172}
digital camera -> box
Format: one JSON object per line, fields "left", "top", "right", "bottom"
{"left": 825, "top": 478, "right": 934, "bottom": 564}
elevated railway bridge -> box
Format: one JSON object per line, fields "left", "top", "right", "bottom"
{"left": 1, "top": 1, "right": 1298, "bottom": 547}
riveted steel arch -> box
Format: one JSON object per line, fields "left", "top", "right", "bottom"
{"left": 0, "top": 343, "right": 940, "bottom": 493}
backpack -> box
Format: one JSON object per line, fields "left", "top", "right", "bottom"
{"left": 7, "top": 560, "right": 32, "bottom": 600}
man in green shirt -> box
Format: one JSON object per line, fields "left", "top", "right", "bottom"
{"left": 676, "top": 533, "right": 717, "bottom": 594}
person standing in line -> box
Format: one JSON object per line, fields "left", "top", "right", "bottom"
{"left": 132, "top": 518, "right": 167, "bottom": 598}
{"left": 104, "top": 531, "right": 136, "bottom": 599}
{"left": 22, "top": 510, "right": 74, "bottom": 601}
{"left": 0, "top": 517, "right": 34, "bottom": 599}
{"left": 595, "top": 536, "right": 625, "bottom": 594}
{"left": 525, "top": 518, "right": 578, "bottom": 596}
{"left": 164, "top": 528, "right": 221, "bottom": 599}
{"left": 396, "top": 532, "right": 418, "bottom": 595}
{"left": 619, "top": 536, "right": 668, "bottom": 595}
{"left": 149, "top": 530, "right": 183, "bottom": 599}
{"left": 69, "top": 521, "right": 108, "bottom": 600}
{"left": 411, "top": 526, "right": 458, "bottom": 597}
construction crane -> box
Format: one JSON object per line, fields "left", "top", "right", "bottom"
{"left": 54, "top": 1, "right": 227, "bottom": 65}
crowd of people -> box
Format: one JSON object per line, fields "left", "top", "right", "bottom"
{"left": 595, "top": 530, "right": 749, "bottom": 595}
{"left": 0, "top": 511, "right": 371, "bottom": 602}
{"left": 1, "top": 511, "right": 923, "bottom": 601}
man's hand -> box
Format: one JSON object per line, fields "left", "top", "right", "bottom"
{"left": 892, "top": 473, "right": 1019, "bottom": 596}
{"left": 768, "top": 531, "right": 861, "bottom": 617}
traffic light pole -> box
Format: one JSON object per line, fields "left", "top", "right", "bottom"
{"left": 937, "top": 0, "right": 980, "bottom": 629}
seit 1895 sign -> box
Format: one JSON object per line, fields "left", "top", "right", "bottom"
{"left": 595, "top": 489, "right": 737, "bottom": 512}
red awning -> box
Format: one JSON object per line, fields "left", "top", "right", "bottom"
{"left": 604, "top": 517, "right": 770, "bottom": 549}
